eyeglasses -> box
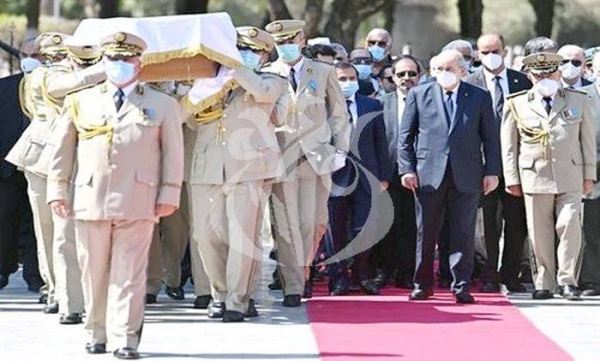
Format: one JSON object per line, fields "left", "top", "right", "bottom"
{"left": 479, "top": 50, "right": 502, "bottom": 55}
{"left": 367, "top": 40, "right": 387, "bottom": 47}
{"left": 396, "top": 71, "right": 418, "bottom": 78}
{"left": 561, "top": 59, "right": 583, "bottom": 67}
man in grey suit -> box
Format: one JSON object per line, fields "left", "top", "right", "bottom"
{"left": 376, "top": 55, "right": 421, "bottom": 288}
{"left": 579, "top": 52, "right": 600, "bottom": 296}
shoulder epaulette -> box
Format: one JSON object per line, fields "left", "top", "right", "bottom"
{"left": 65, "top": 82, "right": 97, "bottom": 96}
{"left": 506, "top": 89, "right": 528, "bottom": 99}
{"left": 256, "top": 71, "right": 287, "bottom": 80}
{"left": 565, "top": 87, "right": 588, "bottom": 95}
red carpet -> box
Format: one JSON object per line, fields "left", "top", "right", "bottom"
{"left": 307, "top": 285, "right": 572, "bottom": 360}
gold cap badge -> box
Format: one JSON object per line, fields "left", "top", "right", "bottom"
{"left": 114, "top": 32, "right": 126, "bottom": 43}
{"left": 52, "top": 35, "right": 62, "bottom": 44}
{"left": 248, "top": 28, "right": 259, "bottom": 38}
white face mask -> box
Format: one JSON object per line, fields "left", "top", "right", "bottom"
{"left": 104, "top": 59, "right": 137, "bottom": 85}
{"left": 480, "top": 53, "right": 503, "bottom": 71}
{"left": 20, "top": 57, "right": 42, "bottom": 73}
{"left": 559, "top": 62, "right": 581, "bottom": 80}
{"left": 535, "top": 78, "right": 559, "bottom": 97}
{"left": 436, "top": 70, "right": 458, "bottom": 89}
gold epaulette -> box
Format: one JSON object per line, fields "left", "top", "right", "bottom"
{"left": 506, "top": 89, "right": 528, "bottom": 99}
{"left": 18, "top": 75, "right": 33, "bottom": 118}
{"left": 508, "top": 98, "right": 550, "bottom": 154}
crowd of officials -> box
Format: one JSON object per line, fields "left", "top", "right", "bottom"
{"left": 1, "top": 17, "right": 600, "bottom": 359}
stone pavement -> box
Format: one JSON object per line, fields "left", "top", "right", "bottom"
{"left": 1, "top": 256, "right": 600, "bottom": 360}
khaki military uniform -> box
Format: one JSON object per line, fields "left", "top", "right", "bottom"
{"left": 263, "top": 57, "right": 350, "bottom": 295}
{"left": 502, "top": 87, "right": 597, "bottom": 290}
{"left": 187, "top": 67, "right": 285, "bottom": 313}
{"left": 47, "top": 81, "right": 184, "bottom": 348}
{"left": 6, "top": 62, "right": 105, "bottom": 311}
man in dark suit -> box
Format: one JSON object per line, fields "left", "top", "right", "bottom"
{"left": 0, "top": 70, "right": 39, "bottom": 290}
{"left": 375, "top": 55, "right": 421, "bottom": 289}
{"left": 328, "top": 61, "right": 391, "bottom": 295}
{"left": 558, "top": 45, "right": 592, "bottom": 89}
{"left": 464, "top": 33, "right": 532, "bottom": 293}
{"left": 399, "top": 50, "right": 501, "bottom": 304}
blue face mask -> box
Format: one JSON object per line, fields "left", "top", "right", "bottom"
{"left": 240, "top": 50, "right": 261, "bottom": 71}
{"left": 354, "top": 64, "right": 372, "bottom": 80}
{"left": 368, "top": 45, "right": 386, "bottom": 62}
{"left": 339, "top": 80, "right": 359, "bottom": 98}
{"left": 105, "top": 60, "right": 136, "bottom": 85}
{"left": 276, "top": 44, "right": 302, "bottom": 63}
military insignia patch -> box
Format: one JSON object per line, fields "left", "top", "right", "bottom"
{"left": 562, "top": 109, "right": 579, "bottom": 120}
{"left": 143, "top": 108, "right": 156, "bottom": 119}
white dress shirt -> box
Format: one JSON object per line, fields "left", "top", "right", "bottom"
{"left": 396, "top": 89, "right": 407, "bottom": 122}
{"left": 561, "top": 77, "right": 583, "bottom": 89}
{"left": 284, "top": 57, "right": 304, "bottom": 86}
{"left": 483, "top": 67, "right": 509, "bottom": 105}
{"left": 442, "top": 81, "right": 460, "bottom": 120}
{"left": 119, "top": 81, "right": 139, "bottom": 98}
{"left": 346, "top": 94, "right": 358, "bottom": 129}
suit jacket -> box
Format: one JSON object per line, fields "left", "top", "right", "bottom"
{"left": 464, "top": 68, "right": 532, "bottom": 98}
{"left": 502, "top": 88, "right": 597, "bottom": 194}
{"left": 5, "top": 63, "right": 105, "bottom": 177}
{"left": 381, "top": 91, "right": 402, "bottom": 172}
{"left": 47, "top": 81, "right": 185, "bottom": 221}
{"left": 0, "top": 73, "right": 28, "bottom": 179}
{"left": 581, "top": 77, "right": 593, "bottom": 88}
{"left": 582, "top": 83, "right": 600, "bottom": 199}
{"left": 263, "top": 57, "right": 350, "bottom": 177}
{"left": 187, "top": 68, "right": 285, "bottom": 185}
{"left": 332, "top": 95, "right": 390, "bottom": 193}
{"left": 398, "top": 81, "right": 501, "bottom": 193}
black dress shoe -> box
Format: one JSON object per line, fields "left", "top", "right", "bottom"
{"left": 409, "top": 289, "right": 434, "bottom": 300}
{"left": 454, "top": 291, "right": 475, "bottom": 304}
{"left": 145, "top": 294, "right": 157, "bottom": 304}
{"left": 0, "top": 274, "right": 9, "bottom": 289}
{"left": 330, "top": 283, "right": 349, "bottom": 296}
{"left": 480, "top": 282, "right": 500, "bottom": 293}
{"left": 303, "top": 281, "right": 313, "bottom": 299}
{"left": 193, "top": 295, "right": 212, "bottom": 309}
{"left": 38, "top": 293, "right": 48, "bottom": 304}
{"left": 113, "top": 347, "right": 139, "bottom": 360}
{"left": 505, "top": 282, "right": 527, "bottom": 293}
{"left": 60, "top": 313, "right": 83, "bottom": 324}
{"left": 222, "top": 310, "right": 245, "bottom": 323}
{"left": 85, "top": 342, "right": 106, "bottom": 354}
{"left": 558, "top": 285, "right": 581, "bottom": 301}
{"left": 268, "top": 280, "right": 282, "bottom": 291}
{"left": 43, "top": 301, "right": 59, "bottom": 314}
{"left": 282, "top": 294, "right": 302, "bottom": 307}
{"left": 165, "top": 286, "right": 185, "bottom": 300}
{"left": 373, "top": 269, "right": 386, "bottom": 288}
{"left": 246, "top": 299, "right": 258, "bottom": 318}
{"left": 207, "top": 300, "right": 225, "bottom": 318}
{"left": 532, "top": 290, "right": 553, "bottom": 300}
{"left": 581, "top": 284, "right": 600, "bottom": 296}
{"left": 360, "top": 280, "right": 380, "bottom": 295}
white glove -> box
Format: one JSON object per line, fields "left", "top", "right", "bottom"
{"left": 331, "top": 151, "right": 347, "bottom": 172}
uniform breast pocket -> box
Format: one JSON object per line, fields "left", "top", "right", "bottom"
{"left": 522, "top": 116, "right": 542, "bottom": 128}
{"left": 559, "top": 117, "right": 582, "bottom": 127}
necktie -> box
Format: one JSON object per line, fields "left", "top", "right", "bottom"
{"left": 444, "top": 91, "right": 454, "bottom": 125}
{"left": 493, "top": 76, "right": 504, "bottom": 118}
{"left": 114, "top": 88, "right": 125, "bottom": 111}
{"left": 289, "top": 67, "right": 298, "bottom": 92}
{"left": 543, "top": 97, "right": 552, "bottom": 115}
{"left": 346, "top": 99, "right": 353, "bottom": 123}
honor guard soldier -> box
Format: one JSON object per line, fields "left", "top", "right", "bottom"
{"left": 41, "top": 38, "right": 107, "bottom": 325}
{"left": 47, "top": 32, "right": 185, "bottom": 359}
{"left": 6, "top": 33, "right": 70, "bottom": 315}
{"left": 264, "top": 20, "right": 350, "bottom": 307}
{"left": 185, "top": 26, "right": 286, "bottom": 322}
{"left": 502, "top": 52, "right": 597, "bottom": 301}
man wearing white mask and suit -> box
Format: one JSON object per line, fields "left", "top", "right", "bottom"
{"left": 558, "top": 45, "right": 592, "bottom": 89}
{"left": 464, "top": 33, "right": 532, "bottom": 294}
{"left": 398, "top": 50, "right": 501, "bottom": 304}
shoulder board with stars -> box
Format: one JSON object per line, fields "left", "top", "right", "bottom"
{"left": 564, "top": 87, "right": 588, "bottom": 95}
